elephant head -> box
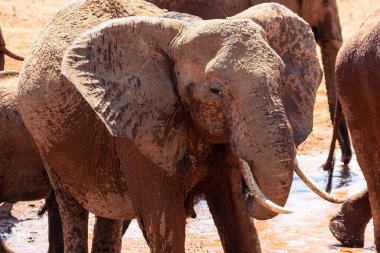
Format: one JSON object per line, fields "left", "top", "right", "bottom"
{"left": 61, "top": 3, "right": 342, "bottom": 220}
{"left": 0, "top": 27, "right": 24, "bottom": 70}
{"left": 147, "top": 1, "right": 352, "bottom": 162}
{"left": 297, "top": 0, "right": 342, "bottom": 47}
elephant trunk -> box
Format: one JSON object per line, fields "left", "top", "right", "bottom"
{"left": 314, "top": 6, "right": 342, "bottom": 94}
{"left": 321, "top": 41, "right": 340, "bottom": 117}
{"left": 229, "top": 79, "right": 295, "bottom": 220}
{"left": 0, "top": 27, "right": 24, "bottom": 67}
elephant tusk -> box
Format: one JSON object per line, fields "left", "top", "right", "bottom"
{"left": 0, "top": 46, "right": 24, "bottom": 61}
{"left": 239, "top": 159, "right": 293, "bottom": 215}
{"left": 294, "top": 158, "right": 346, "bottom": 203}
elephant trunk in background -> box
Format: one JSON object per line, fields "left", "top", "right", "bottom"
{"left": 0, "top": 27, "right": 24, "bottom": 71}
{"left": 302, "top": 0, "right": 352, "bottom": 163}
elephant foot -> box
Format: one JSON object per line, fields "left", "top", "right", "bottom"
{"left": 340, "top": 152, "right": 352, "bottom": 165}
{"left": 329, "top": 211, "right": 366, "bottom": 248}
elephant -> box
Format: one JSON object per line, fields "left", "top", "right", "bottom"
{"left": 328, "top": 8, "right": 380, "bottom": 251}
{"left": 0, "top": 27, "right": 24, "bottom": 70}
{"left": 18, "top": 0, "right": 346, "bottom": 252}
{"left": 147, "top": 0, "right": 353, "bottom": 165}
{"left": 0, "top": 70, "right": 63, "bottom": 253}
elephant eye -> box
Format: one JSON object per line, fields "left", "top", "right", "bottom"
{"left": 209, "top": 80, "right": 222, "bottom": 95}
{"left": 322, "top": 0, "right": 329, "bottom": 7}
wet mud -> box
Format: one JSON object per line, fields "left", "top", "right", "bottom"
{"left": 0, "top": 153, "right": 374, "bottom": 252}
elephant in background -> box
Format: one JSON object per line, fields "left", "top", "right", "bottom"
{"left": 0, "top": 27, "right": 24, "bottom": 70}
{"left": 18, "top": 0, "right": 344, "bottom": 252}
{"left": 0, "top": 70, "right": 63, "bottom": 253}
{"left": 328, "top": 8, "right": 380, "bottom": 251}
{"left": 148, "top": 0, "right": 353, "bottom": 164}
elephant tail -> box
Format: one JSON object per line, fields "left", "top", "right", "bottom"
{"left": 37, "top": 191, "right": 56, "bottom": 217}
{"left": 323, "top": 99, "right": 343, "bottom": 172}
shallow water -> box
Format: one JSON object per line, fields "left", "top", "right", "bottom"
{"left": 1, "top": 153, "right": 375, "bottom": 252}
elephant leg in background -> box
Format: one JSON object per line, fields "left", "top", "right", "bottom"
{"left": 91, "top": 216, "right": 123, "bottom": 253}
{"left": 329, "top": 190, "right": 372, "bottom": 247}
{"left": 46, "top": 191, "right": 64, "bottom": 253}
{"left": 122, "top": 220, "right": 132, "bottom": 236}
{"left": 321, "top": 43, "right": 352, "bottom": 164}
{"left": 117, "top": 140, "right": 187, "bottom": 253}
{"left": 204, "top": 147, "right": 261, "bottom": 253}
{"left": 46, "top": 168, "right": 89, "bottom": 253}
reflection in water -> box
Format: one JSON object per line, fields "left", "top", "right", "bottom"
{"left": 326, "top": 167, "right": 334, "bottom": 193}
{"left": 326, "top": 164, "right": 353, "bottom": 193}
{"left": 0, "top": 203, "right": 17, "bottom": 236}
{"left": 336, "top": 165, "right": 354, "bottom": 189}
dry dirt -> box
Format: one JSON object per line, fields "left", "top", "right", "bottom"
{"left": 0, "top": 0, "right": 378, "bottom": 252}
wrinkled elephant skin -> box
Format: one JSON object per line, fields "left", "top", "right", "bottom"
{"left": 330, "top": 9, "right": 380, "bottom": 251}
{"left": 0, "top": 27, "right": 24, "bottom": 70}
{"left": 147, "top": 0, "right": 352, "bottom": 163}
{"left": 18, "top": 1, "right": 322, "bottom": 252}
{"left": 0, "top": 71, "right": 63, "bottom": 253}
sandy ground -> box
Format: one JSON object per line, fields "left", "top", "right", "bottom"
{"left": 0, "top": 0, "right": 379, "bottom": 252}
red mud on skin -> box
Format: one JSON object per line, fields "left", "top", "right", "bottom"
{"left": 0, "top": 153, "right": 375, "bottom": 253}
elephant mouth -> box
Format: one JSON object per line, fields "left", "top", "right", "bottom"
{"left": 238, "top": 158, "right": 347, "bottom": 216}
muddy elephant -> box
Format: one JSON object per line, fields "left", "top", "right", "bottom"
{"left": 0, "top": 70, "right": 63, "bottom": 253}
{"left": 148, "top": 0, "right": 352, "bottom": 164}
{"left": 18, "top": 1, "right": 345, "bottom": 252}
{"left": 328, "top": 8, "right": 380, "bottom": 251}
{"left": 0, "top": 27, "right": 24, "bottom": 70}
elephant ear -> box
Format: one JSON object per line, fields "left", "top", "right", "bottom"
{"left": 230, "top": 3, "right": 322, "bottom": 146}
{"left": 61, "top": 17, "right": 191, "bottom": 174}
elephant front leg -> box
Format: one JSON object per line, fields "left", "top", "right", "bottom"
{"left": 204, "top": 167, "right": 261, "bottom": 253}
{"left": 134, "top": 207, "right": 186, "bottom": 253}
{"left": 91, "top": 216, "right": 123, "bottom": 253}
{"left": 55, "top": 189, "right": 89, "bottom": 253}
{"left": 130, "top": 179, "right": 187, "bottom": 253}
{"left": 129, "top": 185, "right": 186, "bottom": 253}
{"left": 329, "top": 190, "right": 371, "bottom": 247}
{"left": 117, "top": 145, "right": 187, "bottom": 253}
